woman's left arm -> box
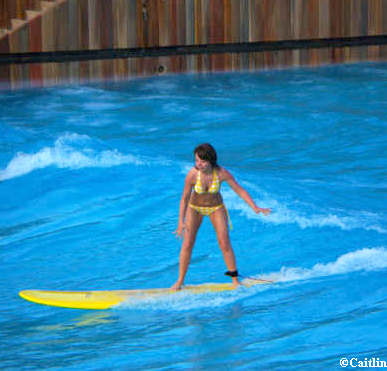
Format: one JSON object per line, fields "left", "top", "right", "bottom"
{"left": 222, "top": 168, "right": 271, "bottom": 215}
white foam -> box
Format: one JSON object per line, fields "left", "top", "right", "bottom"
{"left": 117, "top": 286, "right": 255, "bottom": 312}
{"left": 261, "top": 247, "right": 387, "bottom": 283}
{"left": 0, "top": 133, "right": 144, "bottom": 181}
{"left": 221, "top": 184, "right": 386, "bottom": 234}
{"left": 117, "top": 247, "right": 387, "bottom": 312}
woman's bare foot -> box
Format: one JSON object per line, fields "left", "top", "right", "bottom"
{"left": 232, "top": 278, "right": 240, "bottom": 289}
{"left": 171, "top": 281, "right": 184, "bottom": 291}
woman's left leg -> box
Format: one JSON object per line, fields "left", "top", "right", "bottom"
{"left": 209, "top": 207, "right": 239, "bottom": 287}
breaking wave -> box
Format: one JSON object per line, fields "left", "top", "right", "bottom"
{"left": 261, "top": 247, "right": 387, "bottom": 283}
{"left": 0, "top": 133, "right": 144, "bottom": 181}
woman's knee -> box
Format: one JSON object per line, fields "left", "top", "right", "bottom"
{"left": 182, "top": 234, "right": 196, "bottom": 251}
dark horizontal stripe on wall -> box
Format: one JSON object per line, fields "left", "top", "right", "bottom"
{"left": 1, "top": 35, "right": 386, "bottom": 65}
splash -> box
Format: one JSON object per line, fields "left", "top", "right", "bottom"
{"left": 261, "top": 247, "right": 387, "bottom": 283}
{"left": 117, "top": 247, "right": 386, "bottom": 312}
{"left": 222, "top": 186, "right": 386, "bottom": 234}
{"left": 0, "top": 133, "right": 144, "bottom": 181}
{"left": 116, "top": 286, "right": 256, "bottom": 312}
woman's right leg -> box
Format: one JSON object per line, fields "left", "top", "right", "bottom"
{"left": 171, "top": 207, "right": 203, "bottom": 290}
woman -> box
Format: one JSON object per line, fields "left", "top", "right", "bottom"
{"left": 172, "top": 143, "right": 271, "bottom": 290}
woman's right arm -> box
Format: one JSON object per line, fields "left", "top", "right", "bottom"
{"left": 174, "top": 169, "right": 194, "bottom": 238}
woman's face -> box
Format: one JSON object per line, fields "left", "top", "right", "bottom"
{"left": 195, "top": 153, "right": 211, "bottom": 172}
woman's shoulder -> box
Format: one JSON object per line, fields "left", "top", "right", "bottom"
{"left": 217, "top": 166, "right": 232, "bottom": 181}
{"left": 188, "top": 166, "right": 198, "bottom": 174}
{"left": 186, "top": 167, "right": 198, "bottom": 181}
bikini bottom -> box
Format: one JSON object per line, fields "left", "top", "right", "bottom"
{"left": 189, "top": 203, "right": 233, "bottom": 230}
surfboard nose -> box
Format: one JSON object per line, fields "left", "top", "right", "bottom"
{"left": 18, "top": 290, "right": 121, "bottom": 310}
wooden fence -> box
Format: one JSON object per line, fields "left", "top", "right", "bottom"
{"left": 0, "top": 0, "right": 386, "bottom": 88}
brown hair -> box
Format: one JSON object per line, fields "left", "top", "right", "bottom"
{"left": 194, "top": 143, "right": 219, "bottom": 168}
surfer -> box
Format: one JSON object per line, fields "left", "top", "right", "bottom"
{"left": 172, "top": 143, "right": 271, "bottom": 290}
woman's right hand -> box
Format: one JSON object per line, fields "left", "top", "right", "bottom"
{"left": 173, "top": 223, "right": 185, "bottom": 240}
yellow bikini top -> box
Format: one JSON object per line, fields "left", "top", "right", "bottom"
{"left": 194, "top": 169, "right": 220, "bottom": 194}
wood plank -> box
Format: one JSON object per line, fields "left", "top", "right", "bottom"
{"left": 351, "top": 0, "right": 368, "bottom": 61}
{"left": 100, "top": 0, "right": 113, "bottom": 49}
{"left": 112, "top": 0, "right": 128, "bottom": 48}
{"left": 351, "top": 0, "right": 361, "bottom": 36}
{"left": 330, "top": 0, "right": 344, "bottom": 62}
{"left": 185, "top": 0, "right": 194, "bottom": 45}
{"left": 290, "top": 0, "right": 301, "bottom": 39}
{"left": 145, "top": 0, "right": 159, "bottom": 47}
{"left": 78, "top": 0, "right": 89, "bottom": 50}
{"left": 55, "top": 2, "right": 68, "bottom": 84}
{"left": 55, "top": 0, "right": 69, "bottom": 50}
{"left": 330, "top": 0, "right": 343, "bottom": 38}
{"left": 136, "top": 0, "right": 145, "bottom": 47}
{"left": 318, "top": 0, "right": 330, "bottom": 62}
{"left": 127, "top": 0, "right": 137, "bottom": 48}
{"left": 309, "top": 0, "right": 319, "bottom": 38}
{"left": 9, "top": 20, "right": 29, "bottom": 88}
{"left": 68, "top": 0, "right": 78, "bottom": 50}
{"left": 16, "top": 0, "right": 26, "bottom": 20}
{"left": 0, "top": 32, "right": 11, "bottom": 88}
{"left": 383, "top": 0, "right": 387, "bottom": 34}
{"left": 250, "top": 0, "right": 264, "bottom": 42}
{"left": 210, "top": 0, "right": 224, "bottom": 70}
{"left": 279, "top": 0, "right": 291, "bottom": 40}
{"left": 209, "top": 0, "right": 223, "bottom": 43}
{"left": 368, "top": 0, "right": 382, "bottom": 35}
{"left": 200, "top": 0, "right": 209, "bottom": 45}
{"left": 0, "top": 30, "right": 10, "bottom": 52}
{"left": 88, "top": 0, "right": 100, "bottom": 50}
{"left": 8, "top": 0, "right": 17, "bottom": 29}
{"left": 40, "top": 1, "right": 56, "bottom": 11}
{"left": 263, "top": 0, "right": 276, "bottom": 41}
{"left": 0, "top": 0, "right": 10, "bottom": 29}
{"left": 299, "top": 0, "right": 309, "bottom": 39}
{"left": 223, "top": 0, "right": 231, "bottom": 42}
{"left": 319, "top": 0, "right": 330, "bottom": 38}
{"left": 308, "top": 0, "right": 319, "bottom": 65}
{"left": 41, "top": 1, "right": 57, "bottom": 83}
{"left": 239, "top": 0, "right": 248, "bottom": 42}
{"left": 157, "top": 0, "right": 168, "bottom": 46}
{"left": 170, "top": 0, "right": 178, "bottom": 46}
{"left": 176, "top": 0, "right": 186, "bottom": 45}
{"left": 367, "top": 0, "right": 382, "bottom": 60}
{"left": 230, "top": 0, "right": 240, "bottom": 43}
{"left": 360, "top": 0, "right": 368, "bottom": 36}
{"left": 223, "top": 0, "right": 231, "bottom": 68}
{"left": 28, "top": 10, "right": 42, "bottom": 86}
{"left": 380, "top": 0, "right": 387, "bottom": 59}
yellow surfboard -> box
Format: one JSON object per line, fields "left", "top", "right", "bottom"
{"left": 19, "top": 279, "right": 273, "bottom": 310}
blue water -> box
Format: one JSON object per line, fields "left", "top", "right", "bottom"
{"left": 1, "top": 62, "right": 386, "bottom": 370}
